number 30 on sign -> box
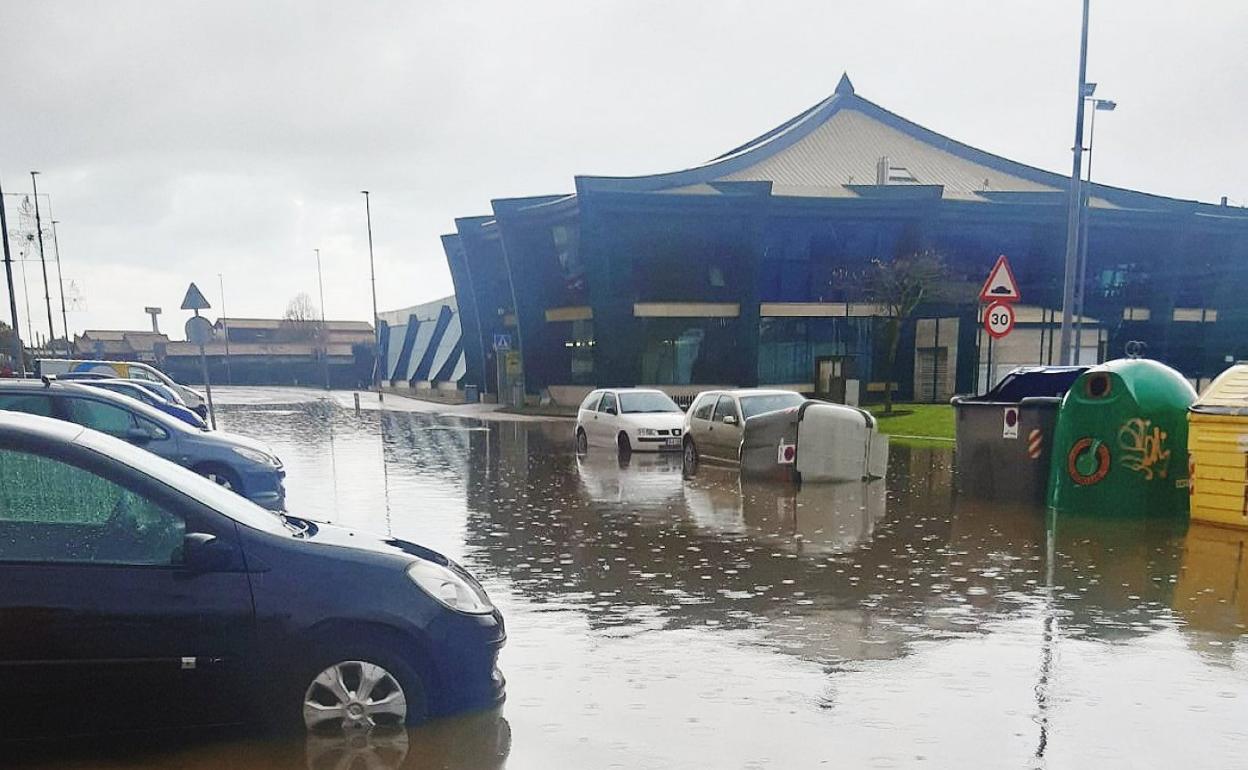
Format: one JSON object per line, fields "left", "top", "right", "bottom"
{"left": 983, "top": 301, "right": 1015, "bottom": 339}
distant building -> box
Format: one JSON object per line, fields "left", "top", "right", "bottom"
{"left": 161, "top": 317, "right": 376, "bottom": 387}
{"left": 443, "top": 74, "right": 1248, "bottom": 406}
{"left": 73, "top": 330, "right": 170, "bottom": 362}
{"left": 377, "top": 296, "right": 467, "bottom": 392}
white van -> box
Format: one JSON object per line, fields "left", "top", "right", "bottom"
{"left": 36, "top": 359, "right": 207, "bottom": 417}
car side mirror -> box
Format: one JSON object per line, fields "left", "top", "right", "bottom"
{"left": 182, "top": 532, "right": 233, "bottom": 572}
{"left": 126, "top": 426, "right": 154, "bottom": 444}
{"left": 723, "top": 415, "right": 739, "bottom": 426}
{"left": 606, "top": 406, "right": 618, "bottom": 416}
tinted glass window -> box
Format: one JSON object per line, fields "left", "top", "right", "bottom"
{"left": 0, "top": 448, "right": 185, "bottom": 565}
{"left": 598, "top": 392, "right": 618, "bottom": 414}
{"left": 129, "top": 367, "right": 160, "bottom": 382}
{"left": 64, "top": 397, "right": 138, "bottom": 437}
{"left": 712, "top": 396, "right": 739, "bottom": 423}
{"left": 692, "top": 396, "right": 715, "bottom": 421}
{"left": 580, "top": 391, "right": 601, "bottom": 411}
{"left": 739, "top": 393, "right": 805, "bottom": 419}
{"left": 618, "top": 391, "right": 681, "bottom": 414}
{"left": 0, "top": 393, "right": 54, "bottom": 417}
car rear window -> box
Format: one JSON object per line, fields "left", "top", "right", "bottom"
{"left": 739, "top": 392, "right": 805, "bottom": 419}
{"left": 0, "top": 393, "right": 54, "bottom": 417}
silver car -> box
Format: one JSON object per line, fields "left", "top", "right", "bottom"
{"left": 681, "top": 390, "right": 805, "bottom": 471}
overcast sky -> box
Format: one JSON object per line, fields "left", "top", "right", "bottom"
{"left": 2, "top": 0, "right": 1245, "bottom": 341}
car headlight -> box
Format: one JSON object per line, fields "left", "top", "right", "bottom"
{"left": 637, "top": 428, "right": 657, "bottom": 436}
{"left": 407, "top": 560, "right": 494, "bottom": 614}
{"left": 231, "top": 445, "right": 280, "bottom": 467}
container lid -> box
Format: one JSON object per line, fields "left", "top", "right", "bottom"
{"left": 965, "top": 366, "right": 1088, "bottom": 403}
{"left": 1191, "top": 364, "right": 1248, "bottom": 415}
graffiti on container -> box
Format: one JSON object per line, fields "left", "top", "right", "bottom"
{"left": 1118, "top": 418, "right": 1170, "bottom": 480}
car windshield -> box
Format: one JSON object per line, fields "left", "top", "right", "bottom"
{"left": 739, "top": 392, "right": 805, "bottom": 419}
{"left": 75, "top": 428, "right": 290, "bottom": 537}
{"left": 618, "top": 391, "right": 681, "bottom": 414}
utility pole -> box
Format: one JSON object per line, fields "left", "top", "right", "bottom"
{"left": 1056, "top": 0, "right": 1092, "bottom": 365}
{"left": 316, "top": 248, "right": 330, "bottom": 390}
{"left": 50, "top": 220, "right": 70, "bottom": 352}
{"left": 217, "top": 273, "right": 232, "bottom": 384}
{"left": 361, "top": 191, "right": 382, "bottom": 399}
{"left": 30, "top": 172, "right": 57, "bottom": 355}
{"left": 1, "top": 174, "right": 26, "bottom": 375}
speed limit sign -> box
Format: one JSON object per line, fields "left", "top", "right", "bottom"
{"left": 983, "top": 301, "right": 1015, "bottom": 339}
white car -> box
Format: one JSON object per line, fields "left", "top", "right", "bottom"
{"left": 575, "top": 389, "right": 686, "bottom": 454}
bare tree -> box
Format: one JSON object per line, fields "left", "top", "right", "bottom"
{"left": 863, "top": 250, "right": 950, "bottom": 414}
{"left": 280, "top": 292, "right": 321, "bottom": 341}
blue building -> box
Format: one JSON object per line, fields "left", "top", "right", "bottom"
{"left": 377, "top": 296, "right": 467, "bottom": 392}
{"left": 444, "top": 75, "right": 1248, "bottom": 406}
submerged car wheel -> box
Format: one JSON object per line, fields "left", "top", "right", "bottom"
{"left": 196, "top": 464, "right": 242, "bottom": 491}
{"left": 575, "top": 428, "right": 588, "bottom": 454}
{"left": 303, "top": 660, "right": 409, "bottom": 733}
{"left": 682, "top": 438, "right": 699, "bottom": 477}
{"left": 617, "top": 432, "right": 632, "bottom": 456}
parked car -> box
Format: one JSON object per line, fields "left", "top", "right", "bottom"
{"left": 575, "top": 388, "right": 686, "bottom": 454}
{"left": 682, "top": 389, "right": 888, "bottom": 482}
{"left": 0, "top": 411, "right": 505, "bottom": 739}
{"left": 37, "top": 359, "right": 208, "bottom": 418}
{"left": 78, "top": 378, "right": 208, "bottom": 429}
{"left": 0, "top": 379, "right": 284, "bottom": 509}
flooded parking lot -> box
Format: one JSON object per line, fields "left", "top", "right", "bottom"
{"left": 14, "top": 387, "right": 1248, "bottom": 769}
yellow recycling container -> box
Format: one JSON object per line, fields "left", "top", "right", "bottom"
{"left": 1189, "top": 364, "right": 1248, "bottom": 528}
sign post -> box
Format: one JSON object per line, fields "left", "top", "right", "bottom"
{"left": 978, "top": 255, "right": 1022, "bottom": 386}
{"left": 181, "top": 282, "right": 217, "bottom": 430}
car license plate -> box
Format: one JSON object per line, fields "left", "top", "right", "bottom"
{"left": 665, "top": 438, "right": 681, "bottom": 448}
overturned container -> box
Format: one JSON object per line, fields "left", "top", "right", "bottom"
{"left": 951, "top": 366, "right": 1088, "bottom": 502}
{"left": 1189, "top": 364, "right": 1248, "bottom": 528}
{"left": 1048, "top": 358, "right": 1196, "bottom": 516}
{"left": 739, "top": 401, "right": 888, "bottom": 483}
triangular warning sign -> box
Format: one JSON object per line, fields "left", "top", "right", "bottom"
{"left": 180, "top": 282, "right": 212, "bottom": 311}
{"left": 979, "top": 255, "right": 1021, "bottom": 303}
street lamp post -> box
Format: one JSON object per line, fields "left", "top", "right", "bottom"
{"left": 29, "top": 172, "right": 57, "bottom": 355}
{"left": 315, "top": 247, "right": 330, "bottom": 390}
{"left": 0, "top": 174, "right": 25, "bottom": 375}
{"left": 50, "top": 220, "right": 70, "bottom": 352}
{"left": 217, "top": 273, "right": 232, "bottom": 384}
{"left": 1073, "top": 96, "right": 1117, "bottom": 363}
{"left": 1057, "top": 0, "right": 1092, "bottom": 366}
{"left": 361, "top": 191, "right": 381, "bottom": 399}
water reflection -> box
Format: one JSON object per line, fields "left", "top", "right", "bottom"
{"left": 11, "top": 709, "right": 511, "bottom": 770}
{"left": 16, "top": 387, "right": 1248, "bottom": 769}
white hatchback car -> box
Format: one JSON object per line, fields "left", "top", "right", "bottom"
{"left": 575, "top": 389, "right": 686, "bottom": 454}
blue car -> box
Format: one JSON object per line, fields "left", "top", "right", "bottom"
{"left": 0, "top": 379, "right": 285, "bottom": 509}
{"left": 0, "top": 411, "right": 505, "bottom": 738}
{"left": 79, "top": 378, "right": 208, "bottom": 429}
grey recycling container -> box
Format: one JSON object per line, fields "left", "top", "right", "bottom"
{"left": 952, "top": 366, "right": 1088, "bottom": 503}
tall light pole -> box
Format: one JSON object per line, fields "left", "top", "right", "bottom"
{"left": 315, "top": 247, "right": 330, "bottom": 390}
{"left": 50, "top": 219, "right": 70, "bottom": 352}
{"left": 29, "top": 172, "right": 57, "bottom": 354}
{"left": 1073, "top": 95, "right": 1116, "bottom": 363}
{"left": 361, "top": 191, "right": 381, "bottom": 398}
{"left": 0, "top": 174, "right": 25, "bottom": 375}
{"left": 217, "top": 273, "right": 232, "bottom": 384}
{"left": 1057, "top": 0, "right": 1092, "bottom": 366}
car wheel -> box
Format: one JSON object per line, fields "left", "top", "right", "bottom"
{"left": 575, "top": 428, "right": 588, "bottom": 454}
{"left": 301, "top": 657, "right": 423, "bottom": 733}
{"left": 682, "top": 438, "right": 699, "bottom": 477}
{"left": 195, "top": 464, "right": 242, "bottom": 492}
{"left": 617, "top": 432, "right": 632, "bottom": 457}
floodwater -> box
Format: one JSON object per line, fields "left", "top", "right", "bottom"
{"left": 13, "top": 387, "right": 1248, "bottom": 769}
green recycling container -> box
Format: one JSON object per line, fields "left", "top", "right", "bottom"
{"left": 1048, "top": 358, "right": 1196, "bottom": 516}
